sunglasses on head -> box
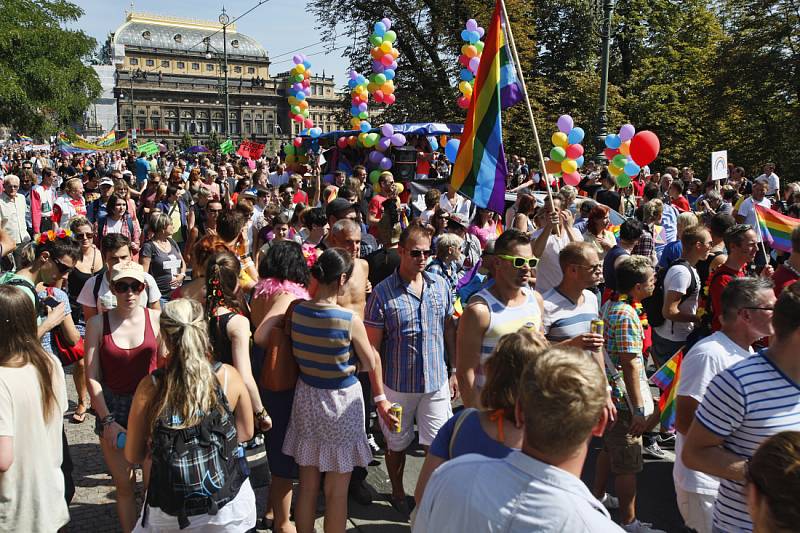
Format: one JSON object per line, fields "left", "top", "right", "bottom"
{"left": 112, "top": 280, "right": 145, "bottom": 294}
{"left": 408, "top": 249, "right": 434, "bottom": 258}
{"left": 497, "top": 254, "right": 539, "bottom": 269}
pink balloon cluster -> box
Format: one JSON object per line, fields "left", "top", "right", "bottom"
{"left": 456, "top": 19, "right": 485, "bottom": 109}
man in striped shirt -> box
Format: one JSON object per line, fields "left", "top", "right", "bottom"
{"left": 683, "top": 282, "right": 800, "bottom": 533}
{"left": 365, "top": 224, "right": 457, "bottom": 515}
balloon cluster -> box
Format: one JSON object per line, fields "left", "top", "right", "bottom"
{"left": 364, "top": 123, "right": 407, "bottom": 182}
{"left": 283, "top": 142, "right": 308, "bottom": 166}
{"left": 347, "top": 69, "right": 370, "bottom": 130}
{"left": 456, "top": 19, "right": 485, "bottom": 109}
{"left": 545, "top": 114, "right": 585, "bottom": 186}
{"left": 603, "top": 124, "right": 660, "bottom": 188}
{"left": 288, "top": 54, "right": 314, "bottom": 129}
{"left": 367, "top": 18, "right": 399, "bottom": 106}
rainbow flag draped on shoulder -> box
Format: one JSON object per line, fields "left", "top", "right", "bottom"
{"left": 755, "top": 204, "right": 800, "bottom": 253}
{"left": 450, "top": 0, "right": 522, "bottom": 214}
{"left": 650, "top": 349, "right": 683, "bottom": 431}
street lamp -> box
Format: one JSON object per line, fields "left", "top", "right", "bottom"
{"left": 594, "top": 0, "right": 616, "bottom": 163}
{"left": 128, "top": 68, "right": 147, "bottom": 140}
{"left": 205, "top": 10, "right": 232, "bottom": 138}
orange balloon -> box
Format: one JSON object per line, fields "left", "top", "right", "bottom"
{"left": 545, "top": 159, "right": 562, "bottom": 175}
{"left": 619, "top": 140, "right": 631, "bottom": 156}
{"left": 390, "top": 48, "right": 400, "bottom": 59}
{"left": 371, "top": 47, "right": 382, "bottom": 60}
{"left": 298, "top": 100, "right": 309, "bottom": 109}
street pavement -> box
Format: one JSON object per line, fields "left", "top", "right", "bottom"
{"left": 63, "top": 366, "right": 686, "bottom": 532}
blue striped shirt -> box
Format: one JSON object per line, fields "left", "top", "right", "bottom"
{"left": 365, "top": 270, "right": 454, "bottom": 394}
{"left": 290, "top": 302, "right": 358, "bottom": 390}
{"left": 694, "top": 350, "right": 800, "bottom": 533}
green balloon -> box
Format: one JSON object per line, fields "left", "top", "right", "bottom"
{"left": 369, "top": 170, "right": 381, "bottom": 184}
{"left": 369, "top": 34, "right": 383, "bottom": 46}
{"left": 284, "top": 145, "right": 295, "bottom": 156}
{"left": 384, "top": 30, "right": 397, "bottom": 43}
{"left": 375, "top": 73, "right": 387, "bottom": 85}
{"left": 550, "top": 146, "right": 566, "bottom": 162}
{"left": 612, "top": 154, "right": 627, "bottom": 168}
{"left": 290, "top": 105, "right": 301, "bottom": 115}
{"left": 358, "top": 111, "right": 368, "bottom": 119}
{"left": 475, "top": 41, "right": 485, "bottom": 53}
{"left": 616, "top": 174, "right": 631, "bottom": 188}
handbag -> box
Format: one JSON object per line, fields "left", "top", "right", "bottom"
{"left": 258, "top": 299, "right": 301, "bottom": 392}
{"left": 45, "top": 288, "right": 85, "bottom": 366}
{"left": 242, "top": 433, "right": 271, "bottom": 489}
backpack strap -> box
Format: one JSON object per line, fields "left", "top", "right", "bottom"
{"left": 92, "top": 270, "right": 106, "bottom": 308}
{"left": 448, "top": 408, "right": 477, "bottom": 459}
{"left": 5, "top": 277, "right": 41, "bottom": 315}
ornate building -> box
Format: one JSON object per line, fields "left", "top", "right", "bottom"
{"left": 110, "top": 11, "right": 341, "bottom": 148}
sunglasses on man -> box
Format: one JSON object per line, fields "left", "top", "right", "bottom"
{"left": 497, "top": 254, "right": 539, "bottom": 269}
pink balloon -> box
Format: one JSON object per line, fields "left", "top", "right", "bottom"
{"left": 565, "top": 144, "right": 584, "bottom": 159}
{"left": 468, "top": 57, "right": 480, "bottom": 73}
{"left": 457, "top": 96, "right": 470, "bottom": 109}
{"left": 384, "top": 93, "right": 396, "bottom": 105}
{"left": 303, "top": 118, "right": 314, "bottom": 128}
{"left": 381, "top": 54, "right": 394, "bottom": 66}
{"left": 563, "top": 171, "right": 581, "bottom": 186}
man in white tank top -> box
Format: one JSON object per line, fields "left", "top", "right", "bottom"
{"left": 456, "top": 229, "right": 545, "bottom": 408}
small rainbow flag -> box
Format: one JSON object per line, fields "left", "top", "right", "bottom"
{"left": 650, "top": 349, "right": 683, "bottom": 431}
{"left": 755, "top": 205, "right": 800, "bottom": 253}
{"left": 451, "top": 0, "right": 521, "bottom": 215}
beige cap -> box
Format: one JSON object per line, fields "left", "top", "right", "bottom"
{"left": 110, "top": 261, "right": 145, "bottom": 283}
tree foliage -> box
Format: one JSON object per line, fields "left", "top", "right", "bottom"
{"left": 0, "top": 0, "right": 101, "bottom": 136}
{"left": 310, "top": 0, "right": 799, "bottom": 178}
{"left": 179, "top": 131, "right": 195, "bottom": 151}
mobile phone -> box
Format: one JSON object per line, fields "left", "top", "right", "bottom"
{"left": 43, "top": 296, "right": 60, "bottom": 308}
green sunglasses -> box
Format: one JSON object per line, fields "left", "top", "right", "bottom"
{"left": 497, "top": 254, "right": 539, "bottom": 269}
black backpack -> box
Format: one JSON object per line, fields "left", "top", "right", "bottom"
{"left": 143, "top": 362, "right": 247, "bottom": 530}
{"left": 641, "top": 259, "right": 698, "bottom": 328}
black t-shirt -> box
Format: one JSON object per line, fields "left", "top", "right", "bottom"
{"left": 141, "top": 239, "right": 182, "bottom": 294}
{"left": 595, "top": 189, "right": 621, "bottom": 212}
{"left": 367, "top": 247, "right": 401, "bottom": 287}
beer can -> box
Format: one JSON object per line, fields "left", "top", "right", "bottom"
{"left": 389, "top": 403, "right": 403, "bottom": 433}
{"left": 591, "top": 319, "right": 604, "bottom": 337}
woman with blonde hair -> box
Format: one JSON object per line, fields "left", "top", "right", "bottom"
{"left": 140, "top": 212, "right": 186, "bottom": 307}
{"left": 0, "top": 285, "right": 69, "bottom": 532}
{"left": 414, "top": 328, "right": 549, "bottom": 505}
{"left": 125, "top": 298, "right": 255, "bottom": 531}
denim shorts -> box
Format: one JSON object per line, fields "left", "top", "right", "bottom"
{"left": 94, "top": 389, "right": 134, "bottom": 436}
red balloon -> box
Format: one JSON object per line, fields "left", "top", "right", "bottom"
{"left": 373, "top": 90, "right": 385, "bottom": 102}
{"left": 293, "top": 137, "right": 303, "bottom": 147}
{"left": 629, "top": 130, "right": 660, "bottom": 166}
{"left": 565, "top": 144, "right": 584, "bottom": 160}
{"left": 458, "top": 55, "right": 470, "bottom": 67}
{"left": 603, "top": 148, "right": 619, "bottom": 160}
{"left": 563, "top": 171, "right": 581, "bottom": 186}
{"left": 384, "top": 93, "right": 396, "bottom": 105}
{"left": 337, "top": 137, "right": 348, "bottom": 149}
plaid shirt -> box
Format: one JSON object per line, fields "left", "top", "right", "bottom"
{"left": 365, "top": 270, "right": 454, "bottom": 393}
{"left": 632, "top": 227, "right": 655, "bottom": 258}
{"left": 601, "top": 299, "right": 645, "bottom": 410}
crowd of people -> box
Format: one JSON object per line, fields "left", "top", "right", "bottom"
{"left": 0, "top": 142, "right": 798, "bottom": 533}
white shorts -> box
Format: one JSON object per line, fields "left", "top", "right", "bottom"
{"left": 379, "top": 382, "right": 453, "bottom": 452}
{"left": 676, "top": 486, "right": 715, "bottom": 533}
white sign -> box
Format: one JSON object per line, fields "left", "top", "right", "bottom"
{"left": 712, "top": 150, "right": 728, "bottom": 181}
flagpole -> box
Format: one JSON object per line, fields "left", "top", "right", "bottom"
{"left": 754, "top": 206, "right": 771, "bottom": 265}
{"left": 498, "top": 0, "right": 558, "bottom": 219}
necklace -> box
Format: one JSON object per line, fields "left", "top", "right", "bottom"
{"left": 610, "top": 293, "right": 649, "bottom": 329}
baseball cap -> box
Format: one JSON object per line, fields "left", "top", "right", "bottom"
{"left": 447, "top": 212, "right": 470, "bottom": 228}
{"left": 326, "top": 197, "right": 357, "bottom": 218}
{"left": 99, "top": 177, "right": 114, "bottom": 187}
{"left": 110, "top": 261, "right": 145, "bottom": 283}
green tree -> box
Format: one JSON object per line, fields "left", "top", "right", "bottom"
{"left": 206, "top": 131, "right": 221, "bottom": 152}
{"left": 179, "top": 131, "right": 194, "bottom": 151}
{"left": 0, "top": 0, "right": 101, "bottom": 136}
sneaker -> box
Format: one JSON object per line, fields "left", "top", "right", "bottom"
{"left": 621, "top": 519, "right": 667, "bottom": 533}
{"left": 599, "top": 492, "right": 619, "bottom": 510}
{"left": 642, "top": 441, "right": 666, "bottom": 460}
{"left": 656, "top": 432, "right": 676, "bottom": 446}
{"left": 367, "top": 433, "right": 384, "bottom": 456}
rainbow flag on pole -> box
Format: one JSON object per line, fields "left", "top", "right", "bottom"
{"left": 451, "top": 0, "right": 521, "bottom": 214}
{"left": 650, "top": 349, "right": 683, "bottom": 431}
{"left": 755, "top": 205, "right": 800, "bottom": 253}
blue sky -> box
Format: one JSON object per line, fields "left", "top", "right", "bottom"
{"left": 71, "top": 0, "right": 350, "bottom": 83}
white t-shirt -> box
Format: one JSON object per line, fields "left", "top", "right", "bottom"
{"left": 673, "top": 331, "right": 752, "bottom": 495}
{"left": 756, "top": 172, "right": 780, "bottom": 196}
{"left": 532, "top": 229, "right": 579, "bottom": 294}
{"left": 77, "top": 271, "right": 162, "bottom": 312}
{"left": 0, "top": 359, "right": 69, "bottom": 532}
{"left": 654, "top": 262, "right": 700, "bottom": 342}
{"left": 439, "top": 194, "right": 472, "bottom": 218}
{"left": 268, "top": 171, "right": 289, "bottom": 188}
{"left": 542, "top": 288, "right": 599, "bottom": 343}
{"left": 736, "top": 196, "right": 771, "bottom": 240}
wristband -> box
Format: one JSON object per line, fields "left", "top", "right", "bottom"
{"left": 373, "top": 394, "right": 387, "bottom": 404}
{"left": 101, "top": 414, "right": 116, "bottom": 427}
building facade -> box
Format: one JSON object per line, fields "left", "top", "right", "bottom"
{"left": 109, "top": 11, "right": 342, "bottom": 148}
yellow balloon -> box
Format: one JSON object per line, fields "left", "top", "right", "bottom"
{"left": 607, "top": 164, "right": 623, "bottom": 177}
{"left": 294, "top": 64, "right": 305, "bottom": 74}
{"left": 350, "top": 118, "right": 361, "bottom": 129}
{"left": 561, "top": 159, "right": 578, "bottom": 174}
{"left": 551, "top": 131, "right": 568, "bottom": 148}
{"left": 619, "top": 140, "right": 631, "bottom": 156}
{"left": 380, "top": 41, "right": 392, "bottom": 53}
{"left": 458, "top": 81, "right": 472, "bottom": 94}
{"left": 395, "top": 183, "right": 404, "bottom": 194}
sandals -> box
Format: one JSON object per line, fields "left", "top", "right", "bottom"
{"left": 71, "top": 402, "right": 89, "bottom": 424}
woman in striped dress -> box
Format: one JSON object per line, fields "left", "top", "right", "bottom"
{"left": 282, "top": 248, "right": 377, "bottom": 533}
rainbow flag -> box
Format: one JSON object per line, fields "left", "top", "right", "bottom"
{"left": 451, "top": 0, "right": 521, "bottom": 214}
{"left": 650, "top": 349, "right": 683, "bottom": 431}
{"left": 755, "top": 205, "right": 800, "bottom": 253}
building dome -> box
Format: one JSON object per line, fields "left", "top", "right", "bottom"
{"left": 113, "top": 12, "right": 268, "bottom": 59}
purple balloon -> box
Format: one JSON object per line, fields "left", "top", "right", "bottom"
{"left": 377, "top": 137, "right": 392, "bottom": 152}
{"left": 292, "top": 82, "right": 303, "bottom": 91}
{"left": 349, "top": 69, "right": 358, "bottom": 81}
{"left": 292, "top": 54, "right": 302, "bottom": 65}
{"left": 381, "top": 123, "right": 394, "bottom": 137}
{"left": 557, "top": 114, "right": 574, "bottom": 134}
{"left": 369, "top": 151, "right": 384, "bottom": 164}
{"left": 469, "top": 57, "right": 480, "bottom": 73}
{"left": 477, "top": 27, "right": 485, "bottom": 38}
{"left": 466, "top": 19, "right": 478, "bottom": 31}
{"left": 390, "top": 61, "right": 398, "bottom": 70}
{"left": 304, "top": 88, "right": 311, "bottom": 96}
{"left": 379, "top": 157, "right": 393, "bottom": 170}
{"left": 358, "top": 102, "right": 368, "bottom": 112}
{"left": 381, "top": 17, "right": 392, "bottom": 30}
{"left": 619, "top": 123, "right": 636, "bottom": 142}
{"left": 390, "top": 133, "right": 406, "bottom": 147}
{"left": 372, "top": 59, "right": 383, "bottom": 72}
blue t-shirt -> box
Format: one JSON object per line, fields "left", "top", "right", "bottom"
{"left": 429, "top": 408, "right": 513, "bottom": 460}
{"left": 135, "top": 157, "right": 150, "bottom": 184}
{"left": 38, "top": 288, "right": 71, "bottom": 356}
{"left": 658, "top": 241, "right": 683, "bottom": 269}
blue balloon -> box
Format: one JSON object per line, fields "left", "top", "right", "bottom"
{"left": 429, "top": 138, "right": 439, "bottom": 151}
{"left": 310, "top": 128, "right": 321, "bottom": 139}
{"left": 575, "top": 156, "right": 585, "bottom": 168}
{"left": 374, "top": 22, "right": 386, "bottom": 36}
{"left": 303, "top": 60, "right": 312, "bottom": 70}
{"left": 360, "top": 121, "right": 372, "bottom": 133}
{"left": 624, "top": 161, "right": 641, "bottom": 176}
{"left": 461, "top": 29, "right": 471, "bottom": 41}
{"left": 383, "top": 69, "right": 395, "bottom": 81}
{"left": 355, "top": 75, "right": 366, "bottom": 85}
{"left": 605, "top": 134, "right": 621, "bottom": 149}
{"left": 445, "top": 139, "right": 461, "bottom": 163}
{"left": 460, "top": 69, "right": 474, "bottom": 82}
{"left": 295, "top": 91, "right": 305, "bottom": 101}
{"left": 468, "top": 31, "right": 480, "bottom": 43}
{"left": 348, "top": 79, "right": 357, "bottom": 89}
{"left": 567, "top": 127, "right": 585, "bottom": 145}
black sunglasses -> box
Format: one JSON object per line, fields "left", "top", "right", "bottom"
{"left": 51, "top": 257, "right": 73, "bottom": 274}
{"left": 408, "top": 249, "right": 434, "bottom": 258}
{"left": 112, "top": 280, "right": 145, "bottom": 293}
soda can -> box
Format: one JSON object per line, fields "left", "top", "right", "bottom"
{"left": 591, "top": 319, "right": 604, "bottom": 337}
{"left": 389, "top": 403, "right": 403, "bottom": 433}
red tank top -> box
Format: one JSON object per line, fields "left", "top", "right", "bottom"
{"left": 100, "top": 308, "right": 158, "bottom": 394}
